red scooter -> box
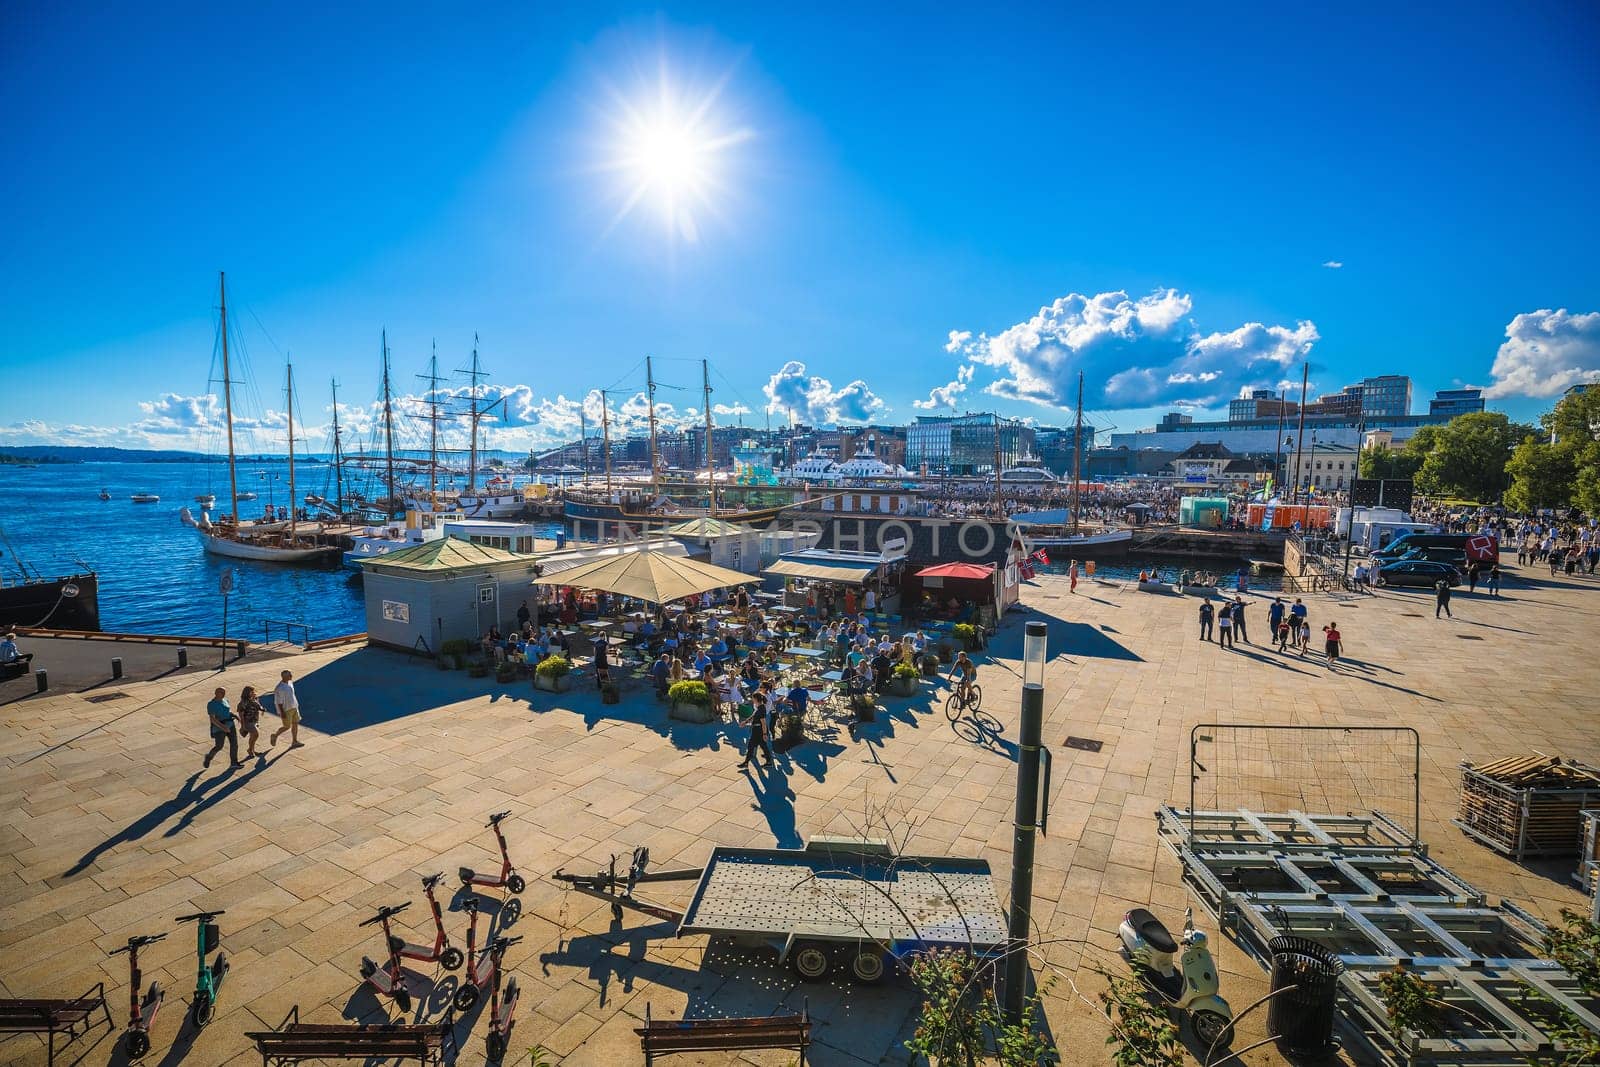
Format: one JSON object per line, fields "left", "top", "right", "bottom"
{"left": 109, "top": 933, "right": 167, "bottom": 1059}
{"left": 357, "top": 904, "right": 413, "bottom": 1013}
{"left": 458, "top": 812, "right": 525, "bottom": 896}
{"left": 387, "top": 873, "right": 464, "bottom": 971}
{"left": 451, "top": 899, "right": 521, "bottom": 1060}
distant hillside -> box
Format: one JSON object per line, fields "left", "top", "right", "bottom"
{"left": 0, "top": 445, "right": 207, "bottom": 463}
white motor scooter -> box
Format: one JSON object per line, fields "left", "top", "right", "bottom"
{"left": 1118, "top": 906, "right": 1234, "bottom": 1048}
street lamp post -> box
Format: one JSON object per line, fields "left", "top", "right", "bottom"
{"left": 1004, "top": 621, "right": 1050, "bottom": 1026}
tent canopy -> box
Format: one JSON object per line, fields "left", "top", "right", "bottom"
{"left": 531, "top": 547, "right": 756, "bottom": 604}
{"left": 359, "top": 537, "right": 526, "bottom": 572}
{"left": 666, "top": 517, "right": 754, "bottom": 538}
{"left": 764, "top": 558, "right": 876, "bottom": 583}
{"left": 915, "top": 562, "right": 994, "bottom": 580}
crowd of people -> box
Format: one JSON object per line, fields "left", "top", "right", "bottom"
{"left": 1197, "top": 594, "right": 1345, "bottom": 666}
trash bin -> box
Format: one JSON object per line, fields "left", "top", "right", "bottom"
{"left": 1266, "top": 935, "right": 1343, "bottom": 1057}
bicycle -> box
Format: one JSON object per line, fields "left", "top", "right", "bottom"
{"left": 944, "top": 679, "right": 983, "bottom": 724}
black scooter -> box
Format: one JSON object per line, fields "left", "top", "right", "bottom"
{"left": 109, "top": 933, "right": 166, "bottom": 1059}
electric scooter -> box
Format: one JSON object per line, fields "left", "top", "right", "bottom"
{"left": 174, "top": 909, "right": 229, "bottom": 1029}
{"left": 386, "top": 874, "right": 464, "bottom": 971}
{"left": 451, "top": 897, "right": 521, "bottom": 1016}
{"left": 458, "top": 811, "right": 526, "bottom": 896}
{"left": 109, "top": 933, "right": 167, "bottom": 1058}
{"left": 357, "top": 904, "right": 414, "bottom": 1014}
{"left": 1118, "top": 906, "right": 1234, "bottom": 1048}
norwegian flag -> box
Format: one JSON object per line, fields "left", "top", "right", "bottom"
{"left": 1019, "top": 560, "right": 1037, "bottom": 581}
{"left": 1030, "top": 548, "right": 1051, "bottom": 566}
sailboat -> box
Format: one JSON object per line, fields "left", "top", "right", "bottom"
{"left": 184, "top": 272, "right": 339, "bottom": 564}
{"left": 1007, "top": 372, "right": 1132, "bottom": 555}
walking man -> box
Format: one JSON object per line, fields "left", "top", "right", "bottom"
{"left": 204, "top": 687, "right": 241, "bottom": 768}
{"left": 1198, "top": 600, "right": 1214, "bottom": 641}
{"left": 737, "top": 691, "right": 774, "bottom": 771}
{"left": 1267, "top": 598, "right": 1285, "bottom": 645}
{"left": 1068, "top": 559, "right": 1079, "bottom": 594}
{"left": 269, "top": 670, "right": 303, "bottom": 748}
{"left": 1435, "top": 579, "right": 1453, "bottom": 620}
{"left": 1487, "top": 564, "right": 1501, "bottom": 597}
{"left": 1217, "top": 602, "right": 1235, "bottom": 648}
{"left": 1231, "top": 598, "right": 1249, "bottom": 644}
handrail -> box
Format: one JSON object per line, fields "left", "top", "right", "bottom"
{"left": 16, "top": 626, "right": 248, "bottom": 652}
{"left": 261, "top": 620, "right": 312, "bottom": 646}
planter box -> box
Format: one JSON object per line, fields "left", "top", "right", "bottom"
{"left": 920, "top": 657, "right": 941, "bottom": 677}
{"left": 601, "top": 687, "right": 621, "bottom": 705}
{"left": 534, "top": 673, "right": 573, "bottom": 693}
{"left": 889, "top": 675, "right": 919, "bottom": 697}
{"left": 669, "top": 700, "right": 716, "bottom": 724}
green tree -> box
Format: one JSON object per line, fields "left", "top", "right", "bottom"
{"left": 1413, "top": 412, "right": 1530, "bottom": 502}
{"left": 1505, "top": 437, "right": 1577, "bottom": 511}
{"left": 1359, "top": 444, "right": 1422, "bottom": 481}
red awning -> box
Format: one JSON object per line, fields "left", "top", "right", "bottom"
{"left": 915, "top": 562, "right": 995, "bottom": 580}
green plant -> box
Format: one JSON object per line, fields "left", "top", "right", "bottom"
{"left": 535, "top": 654, "right": 572, "bottom": 679}
{"left": 467, "top": 661, "right": 489, "bottom": 679}
{"left": 525, "top": 1046, "right": 555, "bottom": 1067}
{"left": 952, "top": 623, "right": 977, "bottom": 644}
{"left": 1093, "top": 966, "right": 1182, "bottom": 1067}
{"left": 1542, "top": 909, "right": 1600, "bottom": 996}
{"left": 440, "top": 637, "right": 473, "bottom": 657}
{"left": 1376, "top": 967, "right": 1441, "bottom": 1037}
{"left": 905, "top": 949, "right": 1060, "bottom": 1066}
{"left": 893, "top": 661, "right": 920, "bottom": 680}
{"left": 667, "top": 680, "right": 712, "bottom": 705}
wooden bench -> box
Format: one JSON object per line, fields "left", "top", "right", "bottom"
{"left": 0, "top": 983, "right": 113, "bottom": 1065}
{"left": 636, "top": 1001, "right": 810, "bottom": 1065}
{"left": 245, "top": 1007, "right": 455, "bottom": 1066}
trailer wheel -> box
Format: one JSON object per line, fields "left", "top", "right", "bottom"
{"left": 789, "top": 942, "right": 830, "bottom": 980}
{"left": 851, "top": 945, "right": 886, "bottom": 983}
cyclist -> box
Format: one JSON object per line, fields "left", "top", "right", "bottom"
{"left": 949, "top": 651, "right": 977, "bottom": 708}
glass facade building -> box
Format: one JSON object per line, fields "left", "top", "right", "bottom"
{"left": 907, "top": 414, "right": 1035, "bottom": 476}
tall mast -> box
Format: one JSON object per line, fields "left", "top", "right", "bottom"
{"left": 286, "top": 361, "right": 297, "bottom": 542}
{"left": 1072, "top": 371, "right": 1084, "bottom": 533}
{"left": 703, "top": 359, "right": 717, "bottom": 517}
{"left": 218, "top": 272, "right": 240, "bottom": 526}
{"left": 1274, "top": 388, "right": 1287, "bottom": 499}
{"left": 467, "top": 335, "right": 483, "bottom": 495}
{"left": 600, "top": 391, "right": 613, "bottom": 492}
{"left": 992, "top": 414, "right": 1003, "bottom": 514}
{"left": 578, "top": 403, "right": 589, "bottom": 480}
{"left": 1292, "top": 361, "right": 1310, "bottom": 507}
{"left": 420, "top": 343, "right": 443, "bottom": 509}
{"left": 330, "top": 379, "right": 344, "bottom": 515}
{"left": 381, "top": 330, "right": 396, "bottom": 519}
{"left": 645, "top": 356, "right": 660, "bottom": 491}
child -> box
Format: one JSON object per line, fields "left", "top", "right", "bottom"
{"left": 1297, "top": 619, "right": 1312, "bottom": 656}
{"left": 1276, "top": 615, "right": 1292, "bottom": 653}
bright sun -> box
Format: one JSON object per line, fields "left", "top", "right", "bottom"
{"left": 601, "top": 67, "right": 751, "bottom": 244}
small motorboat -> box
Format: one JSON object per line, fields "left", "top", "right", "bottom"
{"left": 98, "top": 488, "right": 112, "bottom": 501}
{"left": 130, "top": 493, "right": 161, "bottom": 503}
{"left": 195, "top": 494, "right": 217, "bottom": 507}
{"left": 237, "top": 491, "right": 258, "bottom": 501}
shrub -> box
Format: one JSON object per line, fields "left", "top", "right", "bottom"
{"left": 893, "top": 661, "right": 920, "bottom": 680}
{"left": 952, "top": 623, "right": 977, "bottom": 644}
{"left": 534, "top": 654, "right": 572, "bottom": 679}
{"left": 668, "top": 680, "right": 712, "bottom": 706}
{"left": 440, "top": 637, "right": 473, "bottom": 657}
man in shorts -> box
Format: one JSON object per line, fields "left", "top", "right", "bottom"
{"left": 269, "top": 669, "right": 303, "bottom": 748}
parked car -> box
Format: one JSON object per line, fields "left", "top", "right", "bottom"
{"left": 1376, "top": 559, "right": 1462, "bottom": 588}
{"left": 1371, "top": 532, "right": 1497, "bottom": 564}
{"left": 1395, "top": 545, "right": 1469, "bottom": 566}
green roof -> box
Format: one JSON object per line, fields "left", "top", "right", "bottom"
{"left": 360, "top": 536, "right": 527, "bottom": 573}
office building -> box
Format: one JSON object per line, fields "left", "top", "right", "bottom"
{"left": 1428, "top": 388, "right": 1485, "bottom": 417}
{"left": 907, "top": 413, "right": 1035, "bottom": 476}
{"left": 1356, "top": 375, "right": 1412, "bottom": 418}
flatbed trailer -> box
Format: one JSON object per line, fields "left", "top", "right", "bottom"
{"left": 553, "top": 837, "right": 1007, "bottom": 983}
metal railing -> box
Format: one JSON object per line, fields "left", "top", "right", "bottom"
{"left": 261, "top": 620, "right": 312, "bottom": 646}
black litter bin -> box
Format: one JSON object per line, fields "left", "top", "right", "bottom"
{"left": 1266, "top": 935, "right": 1343, "bottom": 1057}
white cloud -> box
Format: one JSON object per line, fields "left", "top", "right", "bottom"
{"left": 762, "top": 361, "right": 887, "bottom": 424}
{"left": 944, "top": 330, "right": 972, "bottom": 354}
{"left": 913, "top": 364, "right": 975, "bottom": 410}
{"left": 949, "top": 289, "right": 1317, "bottom": 410}
{"left": 1322, "top": 261, "right": 1343, "bottom": 269}
{"left": 1480, "top": 308, "right": 1600, "bottom": 399}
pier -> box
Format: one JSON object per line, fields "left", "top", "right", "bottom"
{"left": 2, "top": 559, "right": 1594, "bottom": 1065}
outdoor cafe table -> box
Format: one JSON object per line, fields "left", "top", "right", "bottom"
{"left": 783, "top": 646, "right": 827, "bottom": 662}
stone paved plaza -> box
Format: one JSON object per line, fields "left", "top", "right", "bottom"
{"left": 3, "top": 564, "right": 1597, "bottom": 1066}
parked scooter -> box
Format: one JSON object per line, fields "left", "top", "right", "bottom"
{"left": 1117, "top": 906, "right": 1234, "bottom": 1048}
{"left": 358, "top": 904, "right": 414, "bottom": 1014}
{"left": 175, "top": 910, "right": 229, "bottom": 1028}
{"left": 387, "top": 873, "right": 464, "bottom": 971}
{"left": 109, "top": 933, "right": 167, "bottom": 1058}
{"left": 451, "top": 898, "right": 520, "bottom": 1015}
{"left": 458, "top": 812, "right": 526, "bottom": 896}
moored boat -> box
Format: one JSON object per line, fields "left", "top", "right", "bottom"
{"left": 130, "top": 493, "right": 160, "bottom": 503}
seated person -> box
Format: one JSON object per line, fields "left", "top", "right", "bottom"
{"left": 709, "top": 637, "right": 729, "bottom": 660}
{"left": 911, "top": 630, "right": 928, "bottom": 655}
{"left": 740, "top": 656, "right": 763, "bottom": 688}
{"left": 694, "top": 650, "right": 713, "bottom": 675}
{"left": 786, "top": 681, "right": 810, "bottom": 717}
{"left": 0, "top": 631, "right": 31, "bottom": 669}
{"left": 640, "top": 618, "right": 658, "bottom": 638}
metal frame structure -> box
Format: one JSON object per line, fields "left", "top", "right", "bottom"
{"left": 1579, "top": 809, "right": 1600, "bottom": 924}
{"left": 1455, "top": 762, "right": 1600, "bottom": 862}
{"left": 1188, "top": 724, "right": 1421, "bottom": 844}
{"left": 1158, "top": 806, "right": 1600, "bottom": 1066}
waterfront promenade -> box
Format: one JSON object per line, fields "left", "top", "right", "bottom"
{"left": 2, "top": 566, "right": 1596, "bottom": 1066}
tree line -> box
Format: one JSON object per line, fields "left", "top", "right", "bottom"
{"left": 1358, "top": 388, "right": 1599, "bottom": 511}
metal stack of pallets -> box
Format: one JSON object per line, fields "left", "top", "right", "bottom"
{"left": 1455, "top": 755, "right": 1600, "bottom": 862}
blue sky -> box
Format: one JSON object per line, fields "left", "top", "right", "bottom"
{"left": 3, "top": 1, "right": 1598, "bottom": 452}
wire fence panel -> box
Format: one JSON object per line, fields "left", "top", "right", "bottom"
{"left": 1188, "top": 724, "right": 1421, "bottom": 841}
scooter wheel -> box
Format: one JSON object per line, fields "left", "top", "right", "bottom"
{"left": 507, "top": 874, "right": 526, "bottom": 894}
{"left": 486, "top": 1032, "right": 507, "bottom": 1062}
{"left": 394, "top": 987, "right": 412, "bottom": 1014}
{"left": 440, "top": 946, "right": 464, "bottom": 971}
{"left": 1192, "top": 1009, "right": 1234, "bottom": 1050}
{"left": 126, "top": 1030, "right": 151, "bottom": 1059}
{"left": 454, "top": 984, "right": 481, "bottom": 1013}
{"left": 191, "top": 992, "right": 214, "bottom": 1029}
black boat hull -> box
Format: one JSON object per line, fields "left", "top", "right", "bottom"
{"left": 0, "top": 573, "right": 100, "bottom": 631}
